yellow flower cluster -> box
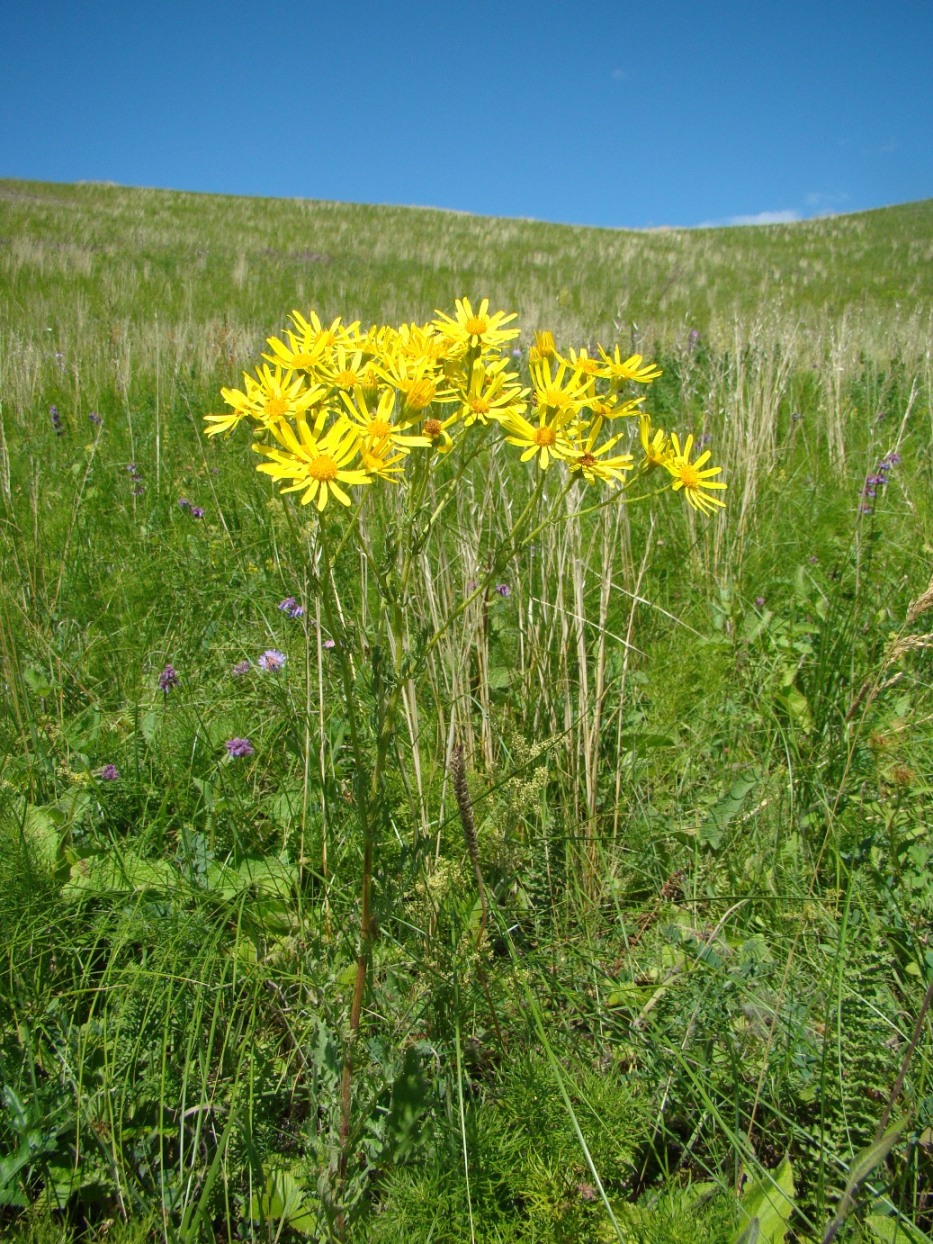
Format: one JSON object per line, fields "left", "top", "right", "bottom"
{"left": 205, "top": 299, "right": 725, "bottom": 514}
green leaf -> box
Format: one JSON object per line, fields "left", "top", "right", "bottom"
{"left": 699, "top": 774, "right": 758, "bottom": 849}
{"left": 62, "top": 851, "right": 177, "bottom": 898}
{"left": 249, "top": 1167, "right": 317, "bottom": 1235}
{"left": 864, "top": 1212, "right": 931, "bottom": 1242}
{"left": 731, "top": 1157, "right": 795, "bottom": 1244}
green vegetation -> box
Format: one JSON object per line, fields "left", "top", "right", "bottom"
{"left": 1, "top": 179, "right": 932, "bottom": 1242}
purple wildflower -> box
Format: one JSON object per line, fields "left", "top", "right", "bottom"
{"left": 755, "top": 596, "right": 766, "bottom": 608}
{"left": 159, "top": 664, "right": 180, "bottom": 693}
{"left": 231, "top": 659, "right": 252, "bottom": 677}
{"left": 258, "top": 648, "right": 286, "bottom": 672}
{"left": 494, "top": 584, "right": 512, "bottom": 598}
{"left": 225, "top": 737, "right": 254, "bottom": 758}
{"left": 277, "top": 597, "right": 305, "bottom": 618}
{"left": 190, "top": 506, "right": 205, "bottom": 519}
{"left": 126, "top": 462, "right": 139, "bottom": 476}
{"left": 132, "top": 483, "right": 145, "bottom": 495}
{"left": 322, "top": 639, "right": 336, "bottom": 650}
{"left": 98, "top": 764, "right": 120, "bottom": 781}
{"left": 687, "top": 329, "right": 701, "bottom": 349}
{"left": 177, "top": 497, "right": 191, "bottom": 509}
{"left": 88, "top": 411, "right": 103, "bottom": 426}
{"left": 50, "top": 405, "right": 64, "bottom": 435}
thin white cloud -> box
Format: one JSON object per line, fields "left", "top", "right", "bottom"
{"left": 692, "top": 209, "right": 801, "bottom": 228}
{"left": 726, "top": 209, "right": 801, "bottom": 226}
{"left": 612, "top": 68, "right": 627, "bottom": 81}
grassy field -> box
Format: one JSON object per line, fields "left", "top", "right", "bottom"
{"left": 1, "top": 179, "right": 932, "bottom": 1242}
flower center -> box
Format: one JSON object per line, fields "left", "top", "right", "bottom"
{"left": 308, "top": 455, "right": 338, "bottom": 481}
{"left": 335, "top": 369, "right": 359, "bottom": 389}
{"left": 534, "top": 426, "right": 556, "bottom": 447}
{"left": 470, "top": 397, "right": 490, "bottom": 415}
{"left": 679, "top": 464, "right": 701, "bottom": 489}
{"left": 291, "top": 352, "right": 316, "bottom": 369}
{"left": 464, "top": 316, "right": 488, "bottom": 337}
{"left": 423, "top": 419, "right": 442, "bottom": 437}
{"left": 266, "top": 397, "right": 289, "bottom": 418}
{"left": 369, "top": 418, "right": 392, "bottom": 438}
{"left": 579, "top": 453, "right": 597, "bottom": 468}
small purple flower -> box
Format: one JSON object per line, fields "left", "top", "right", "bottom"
{"left": 277, "top": 597, "right": 305, "bottom": 618}
{"left": 885, "top": 452, "right": 902, "bottom": 467}
{"left": 322, "top": 639, "right": 336, "bottom": 650}
{"left": 159, "top": 664, "right": 180, "bottom": 693}
{"left": 88, "top": 411, "right": 103, "bottom": 426}
{"left": 231, "top": 659, "right": 252, "bottom": 677}
{"left": 190, "top": 506, "right": 205, "bottom": 519}
{"left": 177, "top": 497, "right": 191, "bottom": 509}
{"left": 132, "top": 483, "right": 145, "bottom": 495}
{"left": 494, "top": 584, "right": 511, "bottom": 598}
{"left": 258, "top": 648, "right": 286, "bottom": 671}
{"left": 755, "top": 596, "right": 766, "bottom": 608}
{"left": 511, "top": 347, "right": 522, "bottom": 359}
{"left": 687, "top": 329, "right": 701, "bottom": 349}
{"left": 50, "top": 405, "right": 64, "bottom": 435}
{"left": 98, "top": 763, "right": 120, "bottom": 781}
{"left": 225, "top": 737, "right": 254, "bottom": 758}
{"left": 126, "top": 462, "right": 139, "bottom": 475}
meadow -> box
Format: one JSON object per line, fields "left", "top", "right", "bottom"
{"left": 1, "top": 177, "right": 932, "bottom": 1242}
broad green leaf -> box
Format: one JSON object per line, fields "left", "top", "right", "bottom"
{"left": 249, "top": 1167, "right": 316, "bottom": 1235}
{"left": 864, "top": 1212, "right": 930, "bottom": 1242}
{"left": 731, "top": 1157, "right": 795, "bottom": 1244}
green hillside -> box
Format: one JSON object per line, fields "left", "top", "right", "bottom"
{"left": 2, "top": 179, "right": 931, "bottom": 353}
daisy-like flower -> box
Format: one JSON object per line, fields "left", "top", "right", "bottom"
{"left": 395, "top": 321, "right": 452, "bottom": 366}
{"left": 265, "top": 310, "right": 361, "bottom": 371}
{"left": 529, "top": 356, "right": 593, "bottom": 423}
{"left": 597, "top": 346, "right": 663, "bottom": 386}
{"left": 457, "top": 358, "right": 528, "bottom": 427}
{"left": 341, "top": 388, "right": 432, "bottom": 451}
{"left": 499, "top": 406, "right": 576, "bottom": 471}
{"left": 206, "top": 366, "right": 324, "bottom": 438}
{"left": 315, "top": 345, "right": 368, "bottom": 394}
{"left": 566, "top": 347, "right": 602, "bottom": 381}
{"left": 639, "top": 414, "right": 673, "bottom": 469}
{"left": 664, "top": 432, "right": 727, "bottom": 515}
{"left": 431, "top": 298, "right": 519, "bottom": 354}
{"left": 566, "top": 419, "right": 634, "bottom": 488}
{"left": 254, "top": 417, "right": 372, "bottom": 511}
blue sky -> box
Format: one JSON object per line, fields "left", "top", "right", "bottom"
{"left": 2, "top": 0, "right": 930, "bottom": 229}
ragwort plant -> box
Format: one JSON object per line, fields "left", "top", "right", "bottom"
{"left": 205, "top": 297, "right": 726, "bottom": 1230}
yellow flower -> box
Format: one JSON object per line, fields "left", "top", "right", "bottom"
{"left": 265, "top": 310, "right": 361, "bottom": 371}
{"left": 566, "top": 347, "right": 602, "bottom": 379}
{"left": 205, "top": 366, "right": 323, "bottom": 437}
{"left": 341, "top": 388, "right": 432, "bottom": 452}
{"left": 529, "top": 357, "right": 593, "bottom": 420}
{"left": 664, "top": 433, "right": 727, "bottom": 515}
{"left": 499, "top": 407, "right": 575, "bottom": 470}
{"left": 254, "top": 418, "right": 371, "bottom": 511}
{"left": 419, "top": 411, "right": 462, "bottom": 455}
{"left": 566, "top": 419, "right": 633, "bottom": 487}
{"left": 431, "top": 298, "right": 519, "bottom": 353}
{"left": 639, "top": 414, "right": 672, "bottom": 468}
{"left": 528, "top": 329, "right": 556, "bottom": 365}
{"left": 458, "top": 359, "right": 528, "bottom": 427}
{"left": 597, "top": 346, "right": 663, "bottom": 385}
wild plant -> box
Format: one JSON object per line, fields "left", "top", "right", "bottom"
{"left": 204, "top": 299, "right": 726, "bottom": 1229}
